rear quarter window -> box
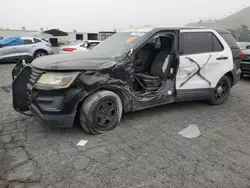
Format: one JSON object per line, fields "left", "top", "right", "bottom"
{"left": 213, "top": 35, "right": 223, "bottom": 51}
{"left": 219, "top": 33, "right": 238, "bottom": 49}
{"left": 33, "top": 38, "right": 41, "bottom": 43}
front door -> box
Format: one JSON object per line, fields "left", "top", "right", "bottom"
{"left": 131, "top": 31, "right": 179, "bottom": 110}
{"left": 176, "top": 30, "right": 233, "bottom": 100}
{"left": 1, "top": 44, "right": 23, "bottom": 60}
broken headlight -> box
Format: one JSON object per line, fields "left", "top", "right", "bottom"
{"left": 35, "top": 72, "right": 79, "bottom": 89}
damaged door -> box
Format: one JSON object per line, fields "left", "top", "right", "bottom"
{"left": 132, "top": 31, "right": 179, "bottom": 109}
{"left": 176, "top": 30, "right": 232, "bottom": 99}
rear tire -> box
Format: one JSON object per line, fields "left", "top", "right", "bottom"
{"left": 79, "top": 90, "right": 122, "bottom": 135}
{"left": 34, "top": 50, "right": 48, "bottom": 58}
{"left": 207, "top": 76, "right": 231, "bottom": 105}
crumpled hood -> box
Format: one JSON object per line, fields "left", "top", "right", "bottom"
{"left": 31, "top": 50, "right": 116, "bottom": 71}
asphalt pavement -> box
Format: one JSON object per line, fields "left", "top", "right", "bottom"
{"left": 0, "top": 64, "right": 250, "bottom": 188}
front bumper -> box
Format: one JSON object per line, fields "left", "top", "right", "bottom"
{"left": 30, "top": 104, "right": 75, "bottom": 127}
{"left": 12, "top": 61, "right": 86, "bottom": 127}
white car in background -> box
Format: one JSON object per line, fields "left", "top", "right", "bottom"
{"left": 60, "top": 40, "right": 101, "bottom": 53}
{"left": 237, "top": 42, "right": 250, "bottom": 50}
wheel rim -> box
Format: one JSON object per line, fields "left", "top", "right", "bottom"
{"left": 214, "top": 80, "right": 228, "bottom": 100}
{"left": 95, "top": 100, "right": 118, "bottom": 129}
{"left": 36, "top": 53, "right": 45, "bottom": 57}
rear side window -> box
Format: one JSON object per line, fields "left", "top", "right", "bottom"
{"left": 219, "top": 33, "right": 238, "bottom": 49}
{"left": 33, "top": 38, "right": 41, "bottom": 43}
{"left": 23, "top": 39, "right": 33, "bottom": 45}
{"left": 182, "top": 32, "right": 212, "bottom": 54}
{"left": 180, "top": 32, "right": 223, "bottom": 55}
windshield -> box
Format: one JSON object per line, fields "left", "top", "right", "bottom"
{"left": 92, "top": 32, "right": 146, "bottom": 59}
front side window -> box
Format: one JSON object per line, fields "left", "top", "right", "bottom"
{"left": 154, "top": 37, "right": 161, "bottom": 49}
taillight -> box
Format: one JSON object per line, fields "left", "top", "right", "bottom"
{"left": 46, "top": 43, "right": 52, "bottom": 47}
{"left": 239, "top": 50, "right": 244, "bottom": 60}
{"left": 63, "top": 48, "right": 76, "bottom": 52}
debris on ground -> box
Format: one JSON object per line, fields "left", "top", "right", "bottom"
{"left": 76, "top": 140, "right": 88, "bottom": 146}
{"left": 178, "top": 124, "right": 201, "bottom": 139}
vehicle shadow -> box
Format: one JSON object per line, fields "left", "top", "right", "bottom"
{"left": 0, "top": 61, "right": 17, "bottom": 65}
{"left": 71, "top": 100, "right": 208, "bottom": 135}
{"left": 122, "top": 100, "right": 208, "bottom": 122}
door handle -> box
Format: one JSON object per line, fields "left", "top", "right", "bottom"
{"left": 216, "top": 56, "right": 228, "bottom": 60}
{"left": 32, "top": 46, "right": 36, "bottom": 48}
{"left": 12, "top": 47, "right": 16, "bottom": 49}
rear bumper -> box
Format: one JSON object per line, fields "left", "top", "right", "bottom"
{"left": 241, "top": 61, "right": 250, "bottom": 75}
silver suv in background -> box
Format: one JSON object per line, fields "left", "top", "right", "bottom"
{"left": 0, "top": 36, "right": 53, "bottom": 63}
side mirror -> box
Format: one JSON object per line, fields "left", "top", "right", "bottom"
{"left": 83, "top": 41, "right": 90, "bottom": 48}
{"left": 246, "top": 45, "right": 250, "bottom": 49}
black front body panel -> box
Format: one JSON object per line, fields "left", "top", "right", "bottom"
{"left": 12, "top": 54, "right": 179, "bottom": 127}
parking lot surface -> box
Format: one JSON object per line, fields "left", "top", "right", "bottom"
{"left": 0, "top": 64, "right": 250, "bottom": 188}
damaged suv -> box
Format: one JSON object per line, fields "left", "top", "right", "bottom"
{"left": 12, "top": 27, "right": 241, "bottom": 134}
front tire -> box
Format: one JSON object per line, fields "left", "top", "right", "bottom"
{"left": 207, "top": 76, "right": 231, "bottom": 105}
{"left": 79, "top": 90, "right": 122, "bottom": 135}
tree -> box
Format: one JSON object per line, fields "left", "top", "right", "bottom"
{"left": 228, "top": 29, "right": 237, "bottom": 40}
{"left": 241, "top": 24, "right": 248, "bottom": 31}
{"left": 238, "top": 25, "right": 250, "bottom": 42}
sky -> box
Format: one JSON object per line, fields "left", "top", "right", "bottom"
{"left": 0, "top": 0, "right": 250, "bottom": 32}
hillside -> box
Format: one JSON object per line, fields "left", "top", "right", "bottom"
{"left": 187, "top": 7, "right": 250, "bottom": 29}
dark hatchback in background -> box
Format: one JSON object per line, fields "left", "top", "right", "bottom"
{"left": 241, "top": 49, "right": 250, "bottom": 76}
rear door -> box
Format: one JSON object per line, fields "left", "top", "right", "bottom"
{"left": 176, "top": 30, "right": 233, "bottom": 99}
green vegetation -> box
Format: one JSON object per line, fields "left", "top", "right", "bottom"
{"left": 228, "top": 25, "right": 250, "bottom": 42}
